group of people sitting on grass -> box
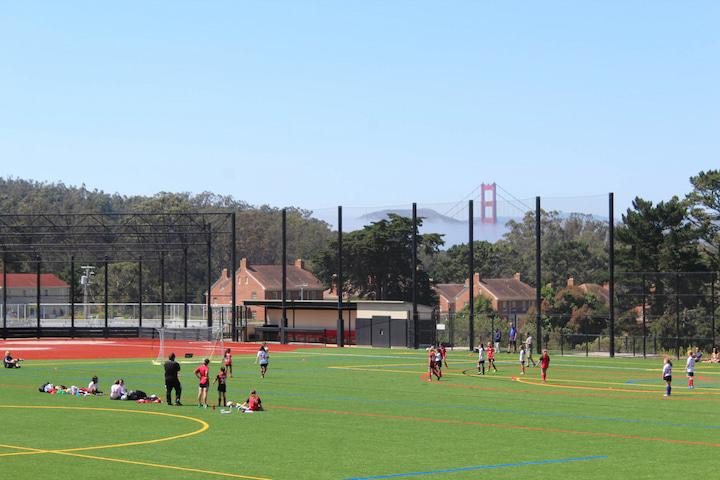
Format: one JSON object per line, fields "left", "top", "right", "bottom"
{"left": 39, "top": 376, "right": 103, "bottom": 396}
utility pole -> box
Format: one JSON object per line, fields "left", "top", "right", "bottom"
{"left": 80, "top": 265, "right": 96, "bottom": 321}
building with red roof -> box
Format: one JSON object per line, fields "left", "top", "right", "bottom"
{"left": 209, "top": 258, "right": 325, "bottom": 320}
{"left": 0, "top": 272, "right": 70, "bottom": 304}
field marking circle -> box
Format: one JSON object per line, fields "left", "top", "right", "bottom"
{"left": 0, "top": 405, "right": 209, "bottom": 455}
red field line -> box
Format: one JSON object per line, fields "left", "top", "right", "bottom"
{"left": 0, "top": 338, "right": 318, "bottom": 360}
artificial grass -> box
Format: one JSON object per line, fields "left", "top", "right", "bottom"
{"left": 1, "top": 348, "right": 720, "bottom": 479}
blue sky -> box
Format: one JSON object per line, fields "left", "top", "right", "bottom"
{"left": 0, "top": 1, "right": 717, "bottom": 215}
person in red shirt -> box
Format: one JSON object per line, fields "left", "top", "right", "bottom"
{"left": 539, "top": 350, "right": 550, "bottom": 382}
{"left": 240, "top": 390, "right": 263, "bottom": 413}
{"left": 487, "top": 343, "right": 498, "bottom": 373}
{"left": 223, "top": 348, "right": 233, "bottom": 378}
{"left": 439, "top": 344, "right": 448, "bottom": 368}
{"left": 427, "top": 347, "right": 441, "bottom": 382}
{"left": 194, "top": 358, "right": 210, "bottom": 408}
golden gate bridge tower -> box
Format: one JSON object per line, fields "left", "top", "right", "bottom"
{"left": 480, "top": 182, "right": 497, "bottom": 224}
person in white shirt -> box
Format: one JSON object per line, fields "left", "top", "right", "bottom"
{"left": 519, "top": 344, "right": 527, "bottom": 375}
{"left": 662, "top": 358, "right": 673, "bottom": 397}
{"left": 87, "top": 376, "right": 101, "bottom": 395}
{"left": 686, "top": 351, "right": 696, "bottom": 389}
{"left": 255, "top": 345, "right": 269, "bottom": 378}
{"left": 110, "top": 379, "right": 127, "bottom": 400}
{"left": 477, "top": 343, "right": 486, "bottom": 375}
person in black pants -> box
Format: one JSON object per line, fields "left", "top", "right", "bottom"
{"left": 164, "top": 352, "right": 182, "bottom": 406}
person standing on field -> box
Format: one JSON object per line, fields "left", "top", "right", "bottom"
{"left": 525, "top": 332, "right": 537, "bottom": 367}
{"left": 195, "top": 358, "right": 210, "bottom": 408}
{"left": 164, "top": 352, "right": 182, "bottom": 406}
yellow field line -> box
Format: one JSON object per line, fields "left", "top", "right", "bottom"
{"left": 0, "top": 443, "right": 270, "bottom": 479}
{"left": 0, "top": 406, "right": 271, "bottom": 479}
{"left": 0, "top": 405, "right": 209, "bottom": 453}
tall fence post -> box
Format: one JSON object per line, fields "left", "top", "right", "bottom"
{"left": 160, "top": 252, "right": 165, "bottom": 329}
{"left": 675, "top": 272, "right": 680, "bottom": 360}
{"left": 104, "top": 257, "right": 109, "bottom": 336}
{"left": 337, "top": 206, "right": 344, "bottom": 348}
{"left": 468, "top": 200, "right": 475, "bottom": 351}
{"left": 206, "top": 225, "right": 212, "bottom": 328}
{"left": 231, "top": 212, "right": 237, "bottom": 341}
{"left": 608, "top": 192, "right": 615, "bottom": 357}
{"left": 412, "top": 203, "right": 418, "bottom": 349}
{"left": 281, "top": 208, "right": 287, "bottom": 344}
{"left": 36, "top": 255, "right": 41, "bottom": 338}
{"left": 2, "top": 253, "right": 6, "bottom": 338}
{"left": 642, "top": 273, "right": 647, "bottom": 358}
{"left": 535, "top": 196, "right": 542, "bottom": 354}
{"left": 138, "top": 257, "right": 143, "bottom": 329}
{"left": 70, "top": 256, "right": 75, "bottom": 337}
{"left": 183, "top": 247, "right": 189, "bottom": 329}
{"left": 712, "top": 272, "right": 716, "bottom": 349}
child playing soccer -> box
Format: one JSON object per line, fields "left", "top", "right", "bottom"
{"left": 256, "top": 345, "right": 269, "bottom": 378}
{"left": 427, "top": 347, "right": 441, "bottom": 381}
{"left": 686, "top": 350, "right": 695, "bottom": 389}
{"left": 662, "top": 357, "right": 673, "bottom": 397}
{"left": 434, "top": 348, "right": 443, "bottom": 376}
{"left": 539, "top": 350, "right": 550, "bottom": 382}
{"left": 213, "top": 366, "right": 228, "bottom": 407}
{"left": 519, "top": 344, "right": 526, "bottom": 375}
{"left": 487, "top": 342, "right": 498, "bottom": 373}
{"left": 477, "top": 343, "right": 486, "bottom": 375}
{"left": 224, "top": 348, "right": 233, "bottom": 378}
{"left": 440, "top": 344, "right": 448, "bottom": 368}
{"left": 195, "top": 358, "right": 210, "bottom": 408}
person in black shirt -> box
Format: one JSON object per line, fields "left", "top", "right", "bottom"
{"left": 164, "top": 352, "right": 182, "bottom": 406}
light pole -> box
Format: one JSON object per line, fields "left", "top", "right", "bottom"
{"left": 80, "top": 266, "right": 95, "bottom": 320}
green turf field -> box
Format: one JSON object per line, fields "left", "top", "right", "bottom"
{"left": 2, "top": 348, "right": 720, "bottom": 479}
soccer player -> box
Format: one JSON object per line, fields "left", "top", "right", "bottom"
{"left": 439, "top": 344, "right": 448, "bottom": 368}
{"left": 508, "top": 325, "right": 517, "bottom": 353}
{"left": 686, "top": 350, "right": 695, "bottom": 389}
{"left": 539, "top": 350, "right": 550, "bottom": 382}
{"left": 427, "top": 347, "right": 441, "bottom": 381}
{"left": 519, "top": 344, "right": 526, "bottom": 375}
{"left": 224, "top": 348, "right": 233, "bottom": 378}
{"left": 213, "top": 366, "right": 228, "bottom": 407}
{"left": 240, "top": 390, "right": 263, "bottom": 413}
{"left": 525, "top": 333, "right": 537, "bottom": 367}
{"left": 487, "top": 342, "right": 498, "bottom": 373}
{"left": 662, "top": 357, "right": 673, "bottom": 397}
{"left": 434, "top": 347, "right": 443, "bottom": 376}
{"left": 477, "top": 343, "right": 486, "bottom": 375}
{"left": 3, "top": 351, "right": 22, "bottom": 368}
{"left": 164, "top": 352, "right": 182, "bottom": 406}
{"left": 87, "top": 376, "right": 101, "bottom": 394}
{"left": 256, "top": 345, "right": 269, "bottom": 378}
{"left": 195, "top": 358, "right": 210, "bottom": 408}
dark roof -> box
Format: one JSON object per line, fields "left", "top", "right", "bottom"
{"left": 243, "top": 300, "right": 356, "bottom": 310}
{"left": 248, "top": 265, "right": 324, "bottom": 291}
{"left": 0, "top": 273, "right": 69, "bottom": 288}
{"left": 434, "top": 284, "right": 466, "bottom": 300}
{"left": 480, "top": 278, "right": 535, "bottom": 300}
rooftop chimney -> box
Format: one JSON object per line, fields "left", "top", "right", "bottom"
{"left": 514, "top": 272, "right": 521, "bottom": 281}
{"left": 240, "top": 258, "right": 248, "bottom": 271}
{"left": 567, "top": 277, "right": 575, "bottom": 288}
{"left": 294, "top": 259, "right": 305, "bottom": 270}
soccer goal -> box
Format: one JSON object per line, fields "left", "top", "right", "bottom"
{"left": 152, "top": 326, "right": 225, "bottom": 365}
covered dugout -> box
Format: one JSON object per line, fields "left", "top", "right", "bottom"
{"left": 244, "top": 299, "right": 436, "bottom": 348}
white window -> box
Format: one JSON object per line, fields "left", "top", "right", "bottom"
{"left": 251, "top": 292, "right": 257, "bottom": 300}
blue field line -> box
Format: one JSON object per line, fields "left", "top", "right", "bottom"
{"left": 343, "top": 455, "right": 608, "bottom": 479}
{"left": 262, "top": 390, "right": 720, "bottom": 430}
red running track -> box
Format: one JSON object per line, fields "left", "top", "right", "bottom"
{"left": 0, "top": 338, "right": 319, "bottom": 360}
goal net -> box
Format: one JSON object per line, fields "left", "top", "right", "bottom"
{"left": 152, "top": 327, "right": 225, "bottom": 365}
